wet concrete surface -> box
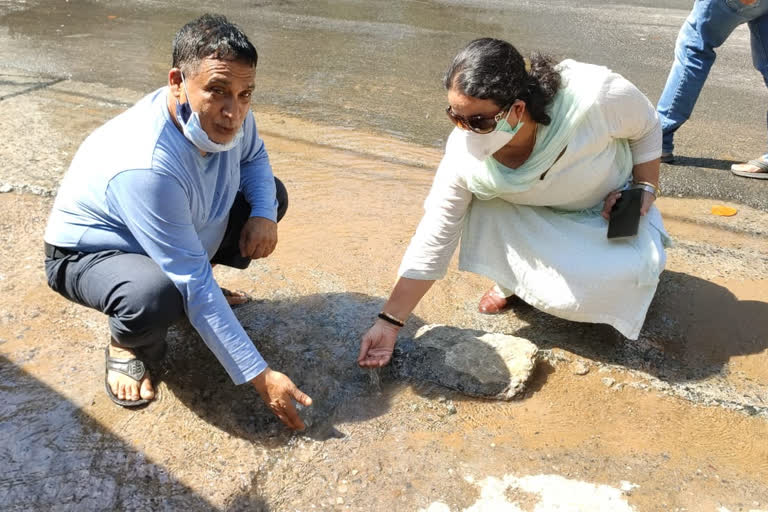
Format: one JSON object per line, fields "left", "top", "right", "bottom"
{"left": 2, "top": 1, "right": 768, "bottom": 510}
{"left": 2, "top": 0, "right": 768, "bottom": 206}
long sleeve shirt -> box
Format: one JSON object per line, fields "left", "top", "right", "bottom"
{"left": 44, "top": 87, "right": 276, "bottom": 384}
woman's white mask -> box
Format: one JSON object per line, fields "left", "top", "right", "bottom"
{"left": 463, "top": 106, "right": 524, "bottom": 160}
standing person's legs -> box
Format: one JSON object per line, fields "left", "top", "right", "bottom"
{"left": 750, "top": 12, "right": 768, "bottom": 158}
{"left": 657, "top": 0, "right": 744, "bottom": 156}
{"left": 45, "top": 248, "right": 184, "bottom": 404}
{"left": 729, "top": 7, "right": 768, "bottom": 175}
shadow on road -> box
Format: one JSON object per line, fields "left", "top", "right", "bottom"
{"left": 159, "top": 273, "right": 767, "bottom": 441}
{"left": 508, "top": 270, "right": 768, "bottom": 383}
{"left": 161, "top": 293, "right": 422, "bottom": 442}
{"left": 662, "top": 155, "right": 737, "bottom": 171}
{"left": 161, "top": 293, "right": 517, "bottom": 441}
{"left": 0, "top": 73, "right": 65, "bottom": 102}
{"left": 0, "top": 356, "right": 226, "bottom": 511}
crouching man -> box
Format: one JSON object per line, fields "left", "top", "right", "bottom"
{"left": 43, "top": 14, "right": 311, "bottom": 430}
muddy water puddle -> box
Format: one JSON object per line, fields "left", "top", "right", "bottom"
{"left": 2, "top": 106, "right": 768, "bottom": 509}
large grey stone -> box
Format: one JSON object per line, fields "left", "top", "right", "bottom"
{"left": 394, "top": 324, "right": 539, "bottom": 400}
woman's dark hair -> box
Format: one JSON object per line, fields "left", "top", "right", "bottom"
{"left": 172, "top": 14, "right": 258, "bottom": 76}
{"left": 443, "top": 38, "right": 561, "bottom": 125}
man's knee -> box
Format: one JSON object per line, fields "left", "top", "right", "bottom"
{"left": 130, "top": 277, "right": 184, "bottom": 329}
{"left": 275, "top": 177, "right": 288, "bottom": 223}
{"left": 109, "top": 276, "right": 184, "bottom": 345}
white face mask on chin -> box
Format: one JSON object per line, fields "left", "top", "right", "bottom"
{"left": 175, "top": 73, "right": 244, "bottom": 153}
{"left": 463, "top": 107, "right": 524, "bottom": 161}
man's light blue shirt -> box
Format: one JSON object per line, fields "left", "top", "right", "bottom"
{"left": 44, "top": 87, "right": 276, "bottom": 384}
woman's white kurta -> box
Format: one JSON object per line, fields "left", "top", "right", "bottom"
{"left": 398, "top": 65, "right": 669, "bottom": 340}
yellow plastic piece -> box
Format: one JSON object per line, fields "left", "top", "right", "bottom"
{"left": 711, "top": 205, "right": 738, "bottom": 217}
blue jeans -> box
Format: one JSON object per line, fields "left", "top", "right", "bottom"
{"left": 657, "top": 0, "right": 768, "bottom": 154}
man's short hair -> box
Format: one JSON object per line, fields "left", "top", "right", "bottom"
{"left": 172, "top": 14, "right": 258, "bottom": 76}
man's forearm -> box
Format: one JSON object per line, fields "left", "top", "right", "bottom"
{"left": 240, "top": 164, "right": 278, "bottom": 221}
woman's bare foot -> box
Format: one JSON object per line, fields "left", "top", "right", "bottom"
{"left": 107, "top": 343, "right": 155, "bottom": 402}
{"left": 478, "top": 285, "right": 515, "bottom": 314}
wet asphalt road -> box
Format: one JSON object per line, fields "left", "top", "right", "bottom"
{"left": 1, "top": 0, "right": 766, "bottom": 209}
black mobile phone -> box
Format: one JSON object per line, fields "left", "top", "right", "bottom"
{"left": 607, "top": 187, "right": 643, "bottom": 239}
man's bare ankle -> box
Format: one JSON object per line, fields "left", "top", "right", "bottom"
{"left": 109, "top": 340, "right": 136, "bottom": 358}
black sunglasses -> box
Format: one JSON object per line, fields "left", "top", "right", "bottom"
{"left": 445, "top": 104, "right": 512, "bottom": 134}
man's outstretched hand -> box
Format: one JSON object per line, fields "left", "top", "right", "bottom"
{"left": 251, "top": 368, "right": 313, "bottom": 430}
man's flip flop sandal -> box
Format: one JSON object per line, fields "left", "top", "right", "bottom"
{"left": 104, "top": 345, "right": 150, "bottom": 407}
{"left": 731, "top": 159, "right": 768, "bottom": 179}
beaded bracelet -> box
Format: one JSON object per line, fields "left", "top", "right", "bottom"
{"left": 378, "top": 311, "right": 405, "bottom": 327}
